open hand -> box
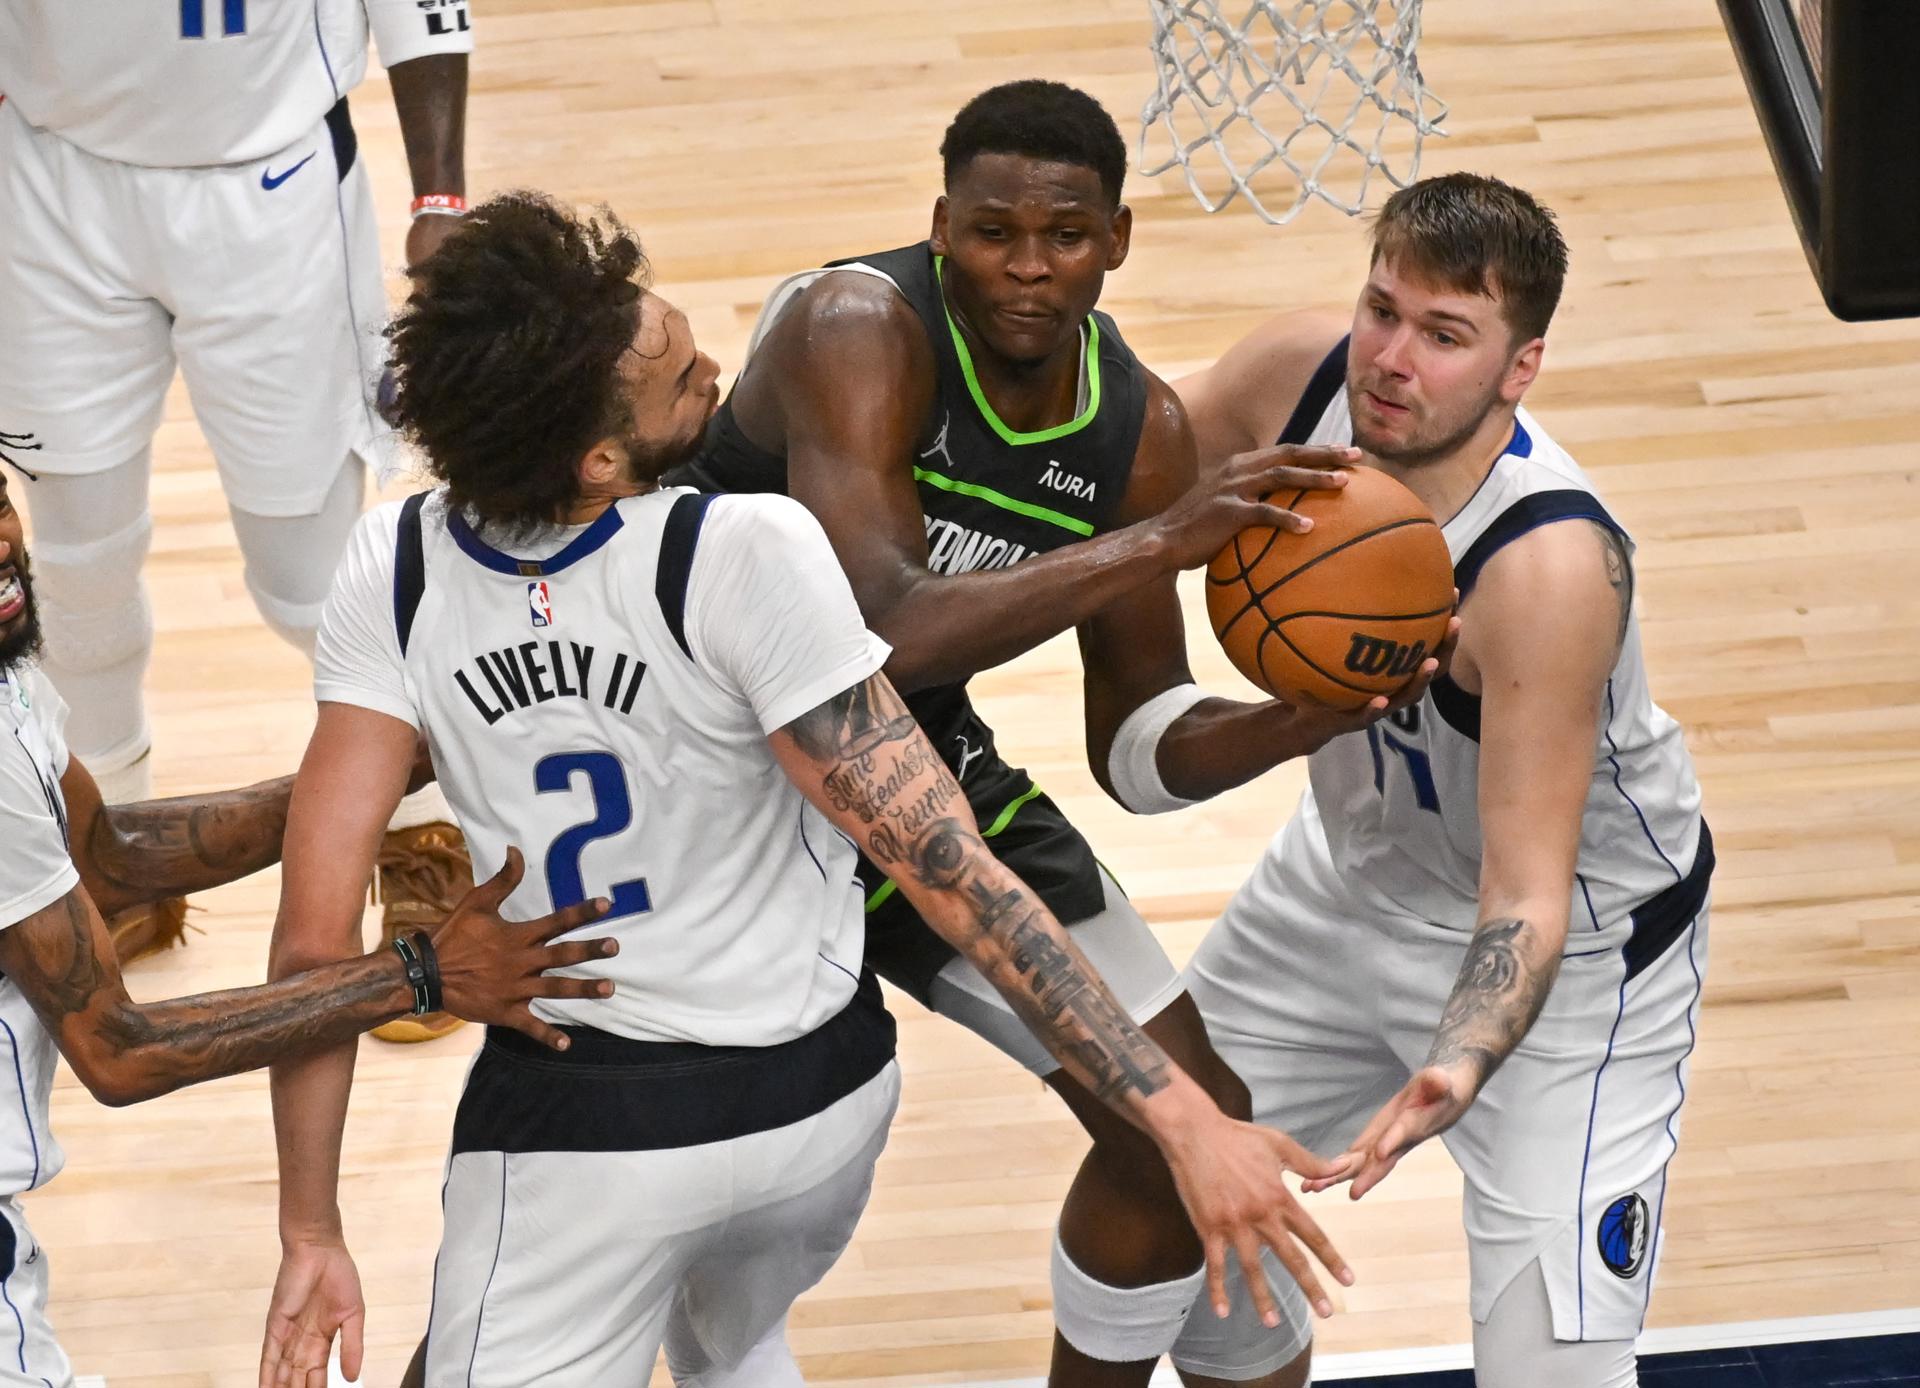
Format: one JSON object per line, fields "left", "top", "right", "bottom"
{"left": 1303, "top": 1063, "right": 1477, "bottom": 1200}
{"left": 259, "top": 1238, "right": 364, "bottom": 1388}
{"left": 428, "top": 847, "right": 619, "bottom": 1049}
{"left": 1162, "top": 1115, "right": 1357, "bottom": 1326}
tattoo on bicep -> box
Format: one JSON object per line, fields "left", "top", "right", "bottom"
{"left": 1591, "top": 522, "right": 1634, "bottom": 649}
{"left": 785, "top": 677, "right": 917, "bottom": 764}
{"left": 1426, "top": 917, "right": 1557, "bottom": 1086}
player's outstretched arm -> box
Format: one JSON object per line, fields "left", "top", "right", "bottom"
{"left": 768, "top": 672, "right": 1357, "bottom": 1326}
{"left": 762, "top": 276, "right": 1351, "bottom": 692}
{"left": 1308, "top": 519, "right": 1631, "bottom": 1200}
{"left": 58, "top": 753, "right": 293, "bottom": 918}
{"left": 0, "top": 853, "right": 610, "bottom": 1109}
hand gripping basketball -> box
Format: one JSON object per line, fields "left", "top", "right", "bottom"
{"left": 1207, "top": 466, "right": 1455, "bottom": 710}
{"left": 1153, "top": 444, "right": 1360, "bottom": 571}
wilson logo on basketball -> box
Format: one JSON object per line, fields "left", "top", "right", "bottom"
{"left": 1344, "top": 634, "right": 1427, "bottom": 680}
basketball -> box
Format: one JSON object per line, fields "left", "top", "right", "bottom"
{"left": 1205, "top": 467, "right": 1454, "bottom": 710}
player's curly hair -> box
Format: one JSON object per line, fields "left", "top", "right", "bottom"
{"left": 386, "top": 191, "right": 649, "bottom": 534}
{"left": 1370, "top": 173, "right": 1569, "bottom": 343}
{"left": 940, "top": 80, "right": 1127, "bottom": 207}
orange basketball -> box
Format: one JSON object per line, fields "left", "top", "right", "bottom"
{"left": 1206, "top": 467, "right": 1454, "bottom": 710}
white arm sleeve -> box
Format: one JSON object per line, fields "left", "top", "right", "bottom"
{"left": 364, "top": 0, "right": 473, "bottom": 67}
{"left": 1107, "top": 683, "right": 1210, "bottom": 815}
{"left": 684, "top": 495, "right": 892, "bottom": 735}
{"left": 313, "top": 504, "right": 421, "bottom": 730}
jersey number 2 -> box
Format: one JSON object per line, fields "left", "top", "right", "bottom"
{"left": 180, "top": 0, "right": 246, "bottom": 38}
{"left": 535, "top": 752, "right": 653, "bottom": 920}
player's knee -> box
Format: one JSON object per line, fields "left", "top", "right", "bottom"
{"left": 1051, "top": 1229, "right": 1209, "bottom": 1363}
{"left": 1168, "top": 1247, "right": 1313, "bottom": 1383}
{"left": 1472, "top": 1259, "right": 1637, "bottom": 1388}
{"left": 229, "top": 455, "right": 364, "bottom": 653}
{"left": 30, "top": 513, "right": 155, "bottom": 674}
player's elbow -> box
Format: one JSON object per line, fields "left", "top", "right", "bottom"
{"left": 64, "top": 1043, "right": 158, "bottom": 1109}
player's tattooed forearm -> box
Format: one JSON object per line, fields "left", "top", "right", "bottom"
{"left": 3, "top": 888, "right": 403, "bottom": 1102}
{"left": 1426, "top": 917, "right": 1559, "bottom": 1088}
{"left": 1591, "top": 521, "right": 1634, "bottom": 650}
{"left": 785, "top": 676, "right": 917, "bottom": 764}
{"left": 87, "top": 777, "right": 294, "bottom": 901}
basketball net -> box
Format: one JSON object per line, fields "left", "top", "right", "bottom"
{"left": 1140, "top": 0, "right": 1449, "bottom": 225}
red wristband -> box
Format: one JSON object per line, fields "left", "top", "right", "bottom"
{"left": 410, "top": 194, "right": 467, "bottom": 218}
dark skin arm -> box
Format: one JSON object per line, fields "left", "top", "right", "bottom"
{"left": 0, "top": 858, "right": 610, "bottom": 1111}
{"left": 387, "top": 53, "right": 468, "bottom": 269}
{"left": 1080, "top": 374, "right": 1452, "bottom": 805}
{"left": 61, "top": 741, "right": 435, "bottom": 919}
{"left": 732, "top": 272, "right": 1350, "bottom": 693}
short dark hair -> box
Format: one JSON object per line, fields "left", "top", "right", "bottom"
{"left": 940, "top": 80, "right": 1127, "bottom": 207}
{"left": 386, "top": 192, "right": 649, "bottom": 533}
{"left": 1370, "top": 173, "right": 1569, "bottom": 342}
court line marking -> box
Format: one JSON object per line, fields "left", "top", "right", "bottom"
{"left": 964, "top": 1307, "right": 1920, "bottom": 1385}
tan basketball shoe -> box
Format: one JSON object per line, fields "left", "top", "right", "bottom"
{"left": 371, "top": 822, "right": 474, "bottom": 1043}
{"left": 106, "top": 896, "right": 191, "bottom": 967}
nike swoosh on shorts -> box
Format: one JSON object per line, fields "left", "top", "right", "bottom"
{"left": 261, "top": 151, "right": 317, "bottom": 191}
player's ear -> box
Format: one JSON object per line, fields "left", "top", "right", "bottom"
{"left": 1501, "top": 335, "right": 1544, "bottom": 403}
{"left": 577, "top": 437, "right": 627, "bottom": 495}
{"left": 929, "top": 195, "right": 952, "bottom": 256}
{"left": 1107, "top": 203, "right": 1133, "bottom": 271}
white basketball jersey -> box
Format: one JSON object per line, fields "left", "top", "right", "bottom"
{"left": 0, "top": 0, "right": 471, "bottom": 167}
{"left": 314, "top": 489, "right": 888, "bottom": 1047}
{"left": 1279, "top": 345, "right": 1706, "bottom": 947}
{"left": 0, "top": 664, "right": 74, "bottom": 1200}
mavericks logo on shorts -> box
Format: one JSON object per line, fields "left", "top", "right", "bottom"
{"left": 1597, "top": 1192, "right": 1650, "bottom": 1279}
{"left": 528, "top": 580, "right": 555, "bottom": 629}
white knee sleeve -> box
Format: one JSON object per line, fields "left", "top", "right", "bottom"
{"left": 1169, "top": 1245, "right": 1314, "bottom": 1382}
{"left": 25, "top": 457, "right": 157, "bottom": 783}
{"left": 1050, "top": 1231, "right": 1208, "bottom": 1363}
{"left": 1473, "top": 1259, "right": 1638, "bottom": 1388}
{"left": 229, "top": 456, "right": 364, "bottom": 654}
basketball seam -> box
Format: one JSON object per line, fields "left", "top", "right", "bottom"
{"left": 1253, "top": 517, "right": 1439, "bottom": 603}
{"left": 1272, "top": 603, "right": 1455, "bottom": 624}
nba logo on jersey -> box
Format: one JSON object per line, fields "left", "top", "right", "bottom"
{"left": 527, "top": 580, "right": 555, "bottom": 628}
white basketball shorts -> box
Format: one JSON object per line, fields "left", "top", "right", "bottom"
{"left": 0, "top": 94, "right": 389, "bottom": 516}
{"left": 0, "top": 1197, "right": 73, "bottom": 1388}
{"left": 423, "top": 983, "right": 901, "bottom": 1387}
{"left": 1179, "top": 810, "right": 1710, "bottom": 1362}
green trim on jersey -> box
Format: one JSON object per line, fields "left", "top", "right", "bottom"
{"left": 934, "top": 256, "right": 1103, "bottom": 447}
{"left": 863, "top": 781, "right": 1046, "bottom": 912}
{"left": 909, "top": 465, "right": 1096, "bottom": 537}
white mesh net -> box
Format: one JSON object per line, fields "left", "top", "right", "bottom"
{"left": 1140, "top": 0, "right": 1448, "bottom": 224}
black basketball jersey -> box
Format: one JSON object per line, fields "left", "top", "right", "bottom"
{"left": 671, "top": 241, "right": 1150, "bottom": 997}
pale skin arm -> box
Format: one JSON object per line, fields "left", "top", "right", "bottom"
{"left": 1307, "top": 519, "right": 1635, "bottom": 1198}
{"left": 768, "top": 672, "right": 1357, "bottom": 1324}
{"left": 258, "top": 704, "right": 616, "bottom": 1388}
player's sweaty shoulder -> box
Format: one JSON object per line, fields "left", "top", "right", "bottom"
{"left": 737, "top": 268, "right": 935, "bottom": 444}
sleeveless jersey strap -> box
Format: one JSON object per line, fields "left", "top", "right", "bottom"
{"left": 1429, "top": 489, "right": 1629, "bottom": 743}
{"left": 1452, "top": 489, "right": 1626, "bottom": 597}
{"left": 392, "top": 490, "right": 430, "bottom": 658}
{"left": 656, "top": 493, "right": 716, "bottom": 661}
{"left": 1275, "top": 336, "right": 1350, "bottom": 446}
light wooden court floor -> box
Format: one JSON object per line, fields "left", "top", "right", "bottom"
{"left": 15, "top": 1, "right": 1920, "bottom": 1383}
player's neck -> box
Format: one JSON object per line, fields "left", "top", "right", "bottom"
{"left": 1370, "top": 405, "right": 1520, "bottom": 526}
{"left": 944, "top": 293, "right": 1085, "bottom": 433}
{"left": 564, "top": 479, "right": 656, "bottom": 525}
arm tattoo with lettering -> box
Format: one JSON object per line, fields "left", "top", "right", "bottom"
{"left": 1425, "top": 917, "right": 1560, "bottom": 1089}
{"left": 785, "top": 677, "right": 1171, "bottom": 1105}
{"left": 86, "top": 776, "right": 295, "bottom": 904}
{"left": 0, "top": 887, "right": 404, "bottom": 1106}
{"left": 1591, "top": 521, "right": 1634, "bottom": 650}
